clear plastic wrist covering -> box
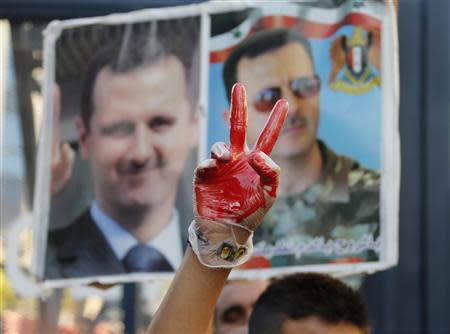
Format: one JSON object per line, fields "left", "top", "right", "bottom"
{"left": 188, "top": 220, "right": 253, "bottom": 268}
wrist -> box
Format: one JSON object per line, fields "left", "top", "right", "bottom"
{"left": 188, "top": 220, "right": 254, "bottom": 268}
{"left": 185, "top": 247, "right": 232, "bottom": 276}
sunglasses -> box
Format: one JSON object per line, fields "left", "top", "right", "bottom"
{"left": 252, "top": 75, "right": 321, "bottom": 113}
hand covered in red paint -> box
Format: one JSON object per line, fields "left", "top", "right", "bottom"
{"left": 188, "top": 83, "right": 288, "bottom": 268}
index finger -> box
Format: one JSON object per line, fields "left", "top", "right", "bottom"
{"left": 254, "top": 99, "right": 289, "bottom": 155}
{"left": 229, "top": 83, "right": 247, "bottom": 157}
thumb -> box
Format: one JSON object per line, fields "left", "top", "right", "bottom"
{"left": 194, "top": 158, "right": 219, "bottom": 181}
{"left": 248, "top": 151, "right": 280, "bottom": 198}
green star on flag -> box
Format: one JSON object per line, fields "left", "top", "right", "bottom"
{"left": 233, "top": 29, "right": 242, "bottom": 38}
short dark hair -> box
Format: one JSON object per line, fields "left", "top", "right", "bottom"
{"left": 222, "top": 28, "right": 314, "bottom": 101}
{"left": 248, "top": 273, "right": 369, "bottom": 334}
{"left": 80, "top": 17, "right": 200, "bottom": 130}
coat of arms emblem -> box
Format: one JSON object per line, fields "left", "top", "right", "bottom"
{"left": 329, "top": 27, "right": 381, "bottom": 95}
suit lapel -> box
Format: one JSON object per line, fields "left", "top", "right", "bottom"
{"left": 58, "top": 209, "right": 125, "bottom": 278}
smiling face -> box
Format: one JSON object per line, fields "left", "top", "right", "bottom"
{"left": 78, "top": 55, "right": 198, "bottom": 214}
{"left": 236, "top": 42, "right": 320, "bottom": 159}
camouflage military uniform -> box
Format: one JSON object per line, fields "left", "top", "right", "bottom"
{"left": 253, "top": 140, "right": 380, "bottom": 266}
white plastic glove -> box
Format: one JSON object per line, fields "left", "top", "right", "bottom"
{"left": 188, "top": 83, "right": 288, "bottom": 268}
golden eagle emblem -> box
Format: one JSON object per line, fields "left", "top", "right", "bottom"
{"left": 329, "top": 27, "right": 381, "bottom": 95}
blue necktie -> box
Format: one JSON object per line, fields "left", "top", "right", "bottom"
{"left": 122, "top": 244, "right": 174, "bottom": 272}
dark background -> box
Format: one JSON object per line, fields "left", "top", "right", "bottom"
{"left": 2, "top": 0, "right": 449, "bottom": 333}
{"left": 362, "top": 0, "right": 450, "bottom": 333}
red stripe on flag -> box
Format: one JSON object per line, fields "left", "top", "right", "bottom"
{"left": 210, "top": 13, "right": 381, "bottom": 63}
{"left": 210, "top": 46, "right": 235, "bottom": 63}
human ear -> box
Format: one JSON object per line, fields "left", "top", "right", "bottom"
{"left": 74, "top": 116, "right": 89, "bottom": 159}
{"left": 188, "top": 105, "right": 202, "bottom": 149}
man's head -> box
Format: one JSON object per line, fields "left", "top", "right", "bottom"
{"left": 215, "top": 280, "right": 269, "bottom": 334}
{"left": 223, "top": 28, "right": 321, "bottom": 159}
{"left": 249, "top": 273, "right": 370, "bottom": 334}
{"left": 76, "top": 19, "right": 200, "bottom": 215}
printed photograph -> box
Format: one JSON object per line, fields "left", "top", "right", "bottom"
{"left": 208, "top": 2, "right": 384, "bottom": 270}
{"left": 43, "top": 16, "right": 201, "bottom": 282}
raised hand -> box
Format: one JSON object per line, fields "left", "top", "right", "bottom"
{"left": 189, "top": 83, "right": 288, "bottom": 267}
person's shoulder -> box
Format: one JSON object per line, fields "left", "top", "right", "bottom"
{"left": 321, "top": 141, "right": 380, "bottom": 191}
{"left": 333, "top": 153, "right": 380, "bottom": 190}
{"left": 45, "top": 208, "right": 120, "bottom": 279}
{"left": 45, "top": 210, "right": 91, "bottom": 278}
{"left": 47, "top": 209, "right": 91, "bottom": 244}
{"left": 348, "top": 159, "right": 380, "bottom": 190}
{"left": 326, "top": 148, "right": 381, "bottom": 192}
{"left": 335, "top": 155, "right": 380, "bottom": 225}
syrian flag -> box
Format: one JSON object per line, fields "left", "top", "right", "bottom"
{"left": 210, "top": 1, "right": 383, "bottom": 63}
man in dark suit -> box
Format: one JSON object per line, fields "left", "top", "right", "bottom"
{"left": 45, "top": 19, "right": 200, "bottom": 279}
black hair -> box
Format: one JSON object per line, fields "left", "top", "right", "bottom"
{"left": 80, "top": 17, "right": 200, "bottom": 130}
{"left": 248, "top": 273, "right": 369, "bottom": 334}
{"left": 222, "top": 28, "right": 314, "bottom": 101}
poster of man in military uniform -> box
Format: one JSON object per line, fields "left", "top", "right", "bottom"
{"left": 207, "top": 0, "right": 399, "bottom": 274}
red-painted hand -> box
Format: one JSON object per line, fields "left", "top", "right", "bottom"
{"left": 193, "top": 83, "right": 288, "bottom": 246}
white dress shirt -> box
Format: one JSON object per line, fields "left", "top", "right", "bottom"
{"left": 90, "top": 202, "right": 183, "bottom": 270}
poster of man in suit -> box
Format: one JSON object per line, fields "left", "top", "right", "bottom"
{"left": 39, "top": 13, "right": 202, "bottom": 284}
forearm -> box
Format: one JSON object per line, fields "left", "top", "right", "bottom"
{"left": 147, "top": 84, "right": 285, "bottom": 334}
{"left": 147, "top": 248, "right": 231, "bottom": 334}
